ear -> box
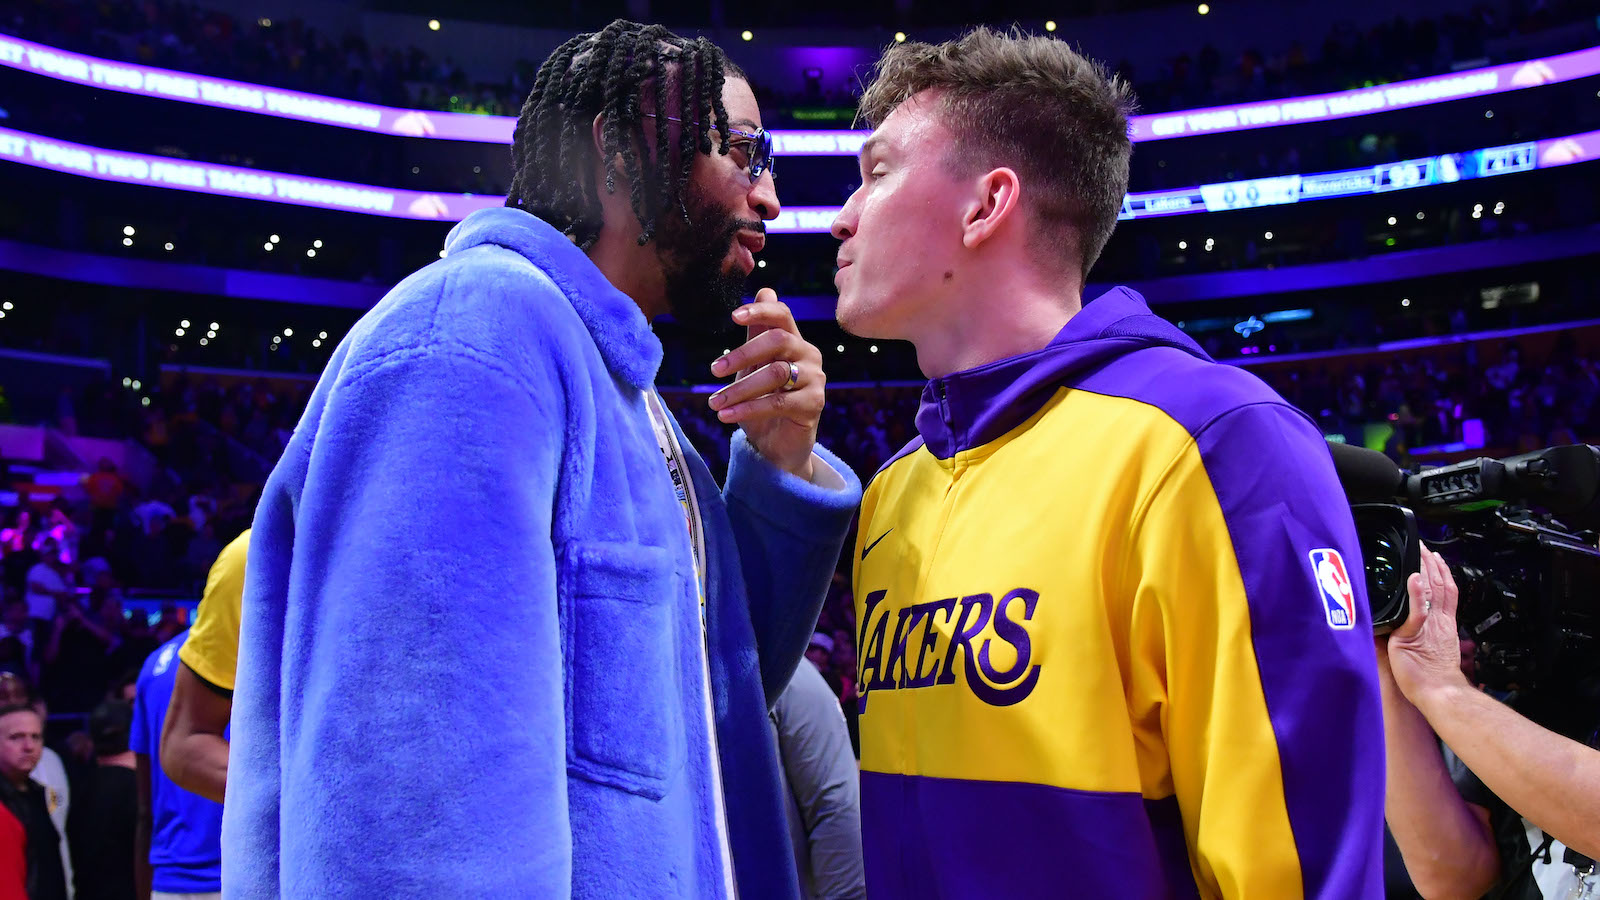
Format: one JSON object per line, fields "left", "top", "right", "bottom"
{"left": 960, "top": 167, "right": 1022, "bottom": 250}
{"left": 591, "top": 112, "right": 629, "bottom": 194}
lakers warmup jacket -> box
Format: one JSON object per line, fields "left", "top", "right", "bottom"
{"left": 852, "top": 288, "right": 1384, "bottom": 899}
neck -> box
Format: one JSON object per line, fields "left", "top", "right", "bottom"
{"left": 914, "top": 278, "right": 1083, "bottom": 379}
{"left": 587, "top": 226, "right": 667, "bottom": 322}
{"left": 3, "top": 769, "right": 28, "bottom": 789}
{"left": 99, "top": 750, "right": 135, "bottom": 770}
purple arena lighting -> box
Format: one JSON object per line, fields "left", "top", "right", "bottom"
{"left": 2, "top": 31, "right": 1596, "bottom": 148}
{"left": 2, "top": 124, "right": 1594, "bottom": 227}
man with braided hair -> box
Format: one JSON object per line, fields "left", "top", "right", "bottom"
{"left": 224, "top": 20, "right": 861, "bottom": 900}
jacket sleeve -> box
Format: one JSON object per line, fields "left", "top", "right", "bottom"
{"left": 773, "top": 661, "right": 866, "bottom": 900}
{"left": 723, "top": 431, "right": 862, "bottom": 707}
{"left": 1125, "top": 403, "right": 1385, "bottom": 899}
{"left": 227, "top": 341, "right": 572, "bottom": 899}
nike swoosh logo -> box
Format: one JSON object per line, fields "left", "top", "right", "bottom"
{"left": 861, "top": 528, "right": 893, "bottom": 561}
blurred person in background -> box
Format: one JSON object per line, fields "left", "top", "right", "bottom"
{"left": 42, "top": 589, "right": 113, "bottom": 716}
{"left": 0, "top": 602, "right": 38, "bottom": 686}
{"left": 769, "top": 657, "right": 865, "bottom": 900}
{"left": 135, "top": 633, "right": 222, "bottom": 900}
{"left": 23, "top": 547, "right": 72, "bottom": 633}
{"left": 82, "top": 463, "right": 126, "bottom": 538}
{"left": 0, "top": 704, "right": 66, "bottom": 900}
{"left": 0, "top": 678, "right": 68, "bottom": 900}
{"left": 68, "top": 701, "right": 136, "bottom": 900}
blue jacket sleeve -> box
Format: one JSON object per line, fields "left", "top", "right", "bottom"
{"left": 227, "top": 342, "right": 572, "bottom": 899}
{"left": 723, "top": 431, "right": 862, "bottom": 708}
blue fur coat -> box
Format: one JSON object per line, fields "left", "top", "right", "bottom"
{"left": 223, "top": 207, "right": 863, "bottom": 898}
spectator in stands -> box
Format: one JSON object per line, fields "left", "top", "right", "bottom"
{"left": 0, "top": 704, "right": 67, "bottom": 900}
{"left": 68, "top": 701, "right": 136, "bottom": 900}
{"left": 804, "top": 633, "right": 834, "bottom": 673}
{"left": 42, "top": 588, "right": 115, "bottom": 715}
{"left": 23, "top": 546, "right": 74, "bottom": 631}
{"left": 100, "top": 596, "right": 154, "bottom": 700}
{"left": 769, "top": 659, "right": 866, "bottom": 900}
{"left": 134, "top": 633, "right": 223, "bottom": 900}
{"left": 0, "top": 601, "right": 37, "bottom": 684}
{"left": 83, "top": 462, "right": 126, "bottom": 538}
{"left": 33, "top": 509, "right": 77, "bottom": 570}
{"left": 0, "top": 677, "right": 70, "bottom": 900}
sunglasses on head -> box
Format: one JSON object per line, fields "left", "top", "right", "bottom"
{"left": 642, "top": 113, "right": 775, "bottom": 183}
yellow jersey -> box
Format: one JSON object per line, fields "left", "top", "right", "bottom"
{"left": 853, "top": 289, "right": 1383, "bottom": 899}
{"left": 178, "top": 529, "right": 248, "bottom": 695}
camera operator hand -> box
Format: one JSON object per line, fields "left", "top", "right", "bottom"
{"left": 1380, "top": 544, "right": 1600, "bottom": 894}
{"left": 1386, "top": 545, "right": 1473, "bottom": 708}
{"left": 1376, "top": 544, "right": 1500, "bottom": 899}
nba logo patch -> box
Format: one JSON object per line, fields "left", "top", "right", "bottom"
{"left": 1309, "top": 548, "right": 1357, "bottom": 630}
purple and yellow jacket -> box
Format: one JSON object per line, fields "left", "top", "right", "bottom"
{"left": 852, "top": 287, "right": 1385, "bottom": 899}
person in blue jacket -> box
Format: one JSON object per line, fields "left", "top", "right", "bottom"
{"left": 223, "top": 20, "right": 862, "bottom": 900}
{"left": 132, "top": 632, "right": 224, "bottom": 898}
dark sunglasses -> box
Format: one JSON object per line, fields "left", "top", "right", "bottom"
{"left": 642, "top": 113, "right": 775, "bottom": 184}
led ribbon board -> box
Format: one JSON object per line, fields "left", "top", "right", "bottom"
{"left": 1, "top": 125, "right": 1594, "bottom": 227}
{"left": 3, "top": 32, "right": 1596, "bottom": 147}
{"left": 0, "top": 127, "right": 503, "bottom": 220}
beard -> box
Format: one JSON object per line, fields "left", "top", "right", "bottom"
{"left": 653, "top": 183, "right": 762, "bottom": 333}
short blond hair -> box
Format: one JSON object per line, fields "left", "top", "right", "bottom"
{"left": 858, "top": 27, "right": 1135, "bottom": 279}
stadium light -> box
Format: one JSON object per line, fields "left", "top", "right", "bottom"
{"left": 123, "top": 225, "right": 134, "bottom": 236}
{"left": 894, "top": 32, "right": 906, "bottom": 43}
{"left": 428, "top": 19, "right": 441, "bottom": 31}
{"left": 741, "top": 30, "right": 753, "bottom": 41}
{"left": 1045, "top": 20, "right": 1057, "bottom": 31}
{"left": 1197, "top": 3, "right": 1210, "bottom": 13}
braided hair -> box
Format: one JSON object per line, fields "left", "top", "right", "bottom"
{"left": 506, "top": 20, "right": 740, "bottom": 249}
